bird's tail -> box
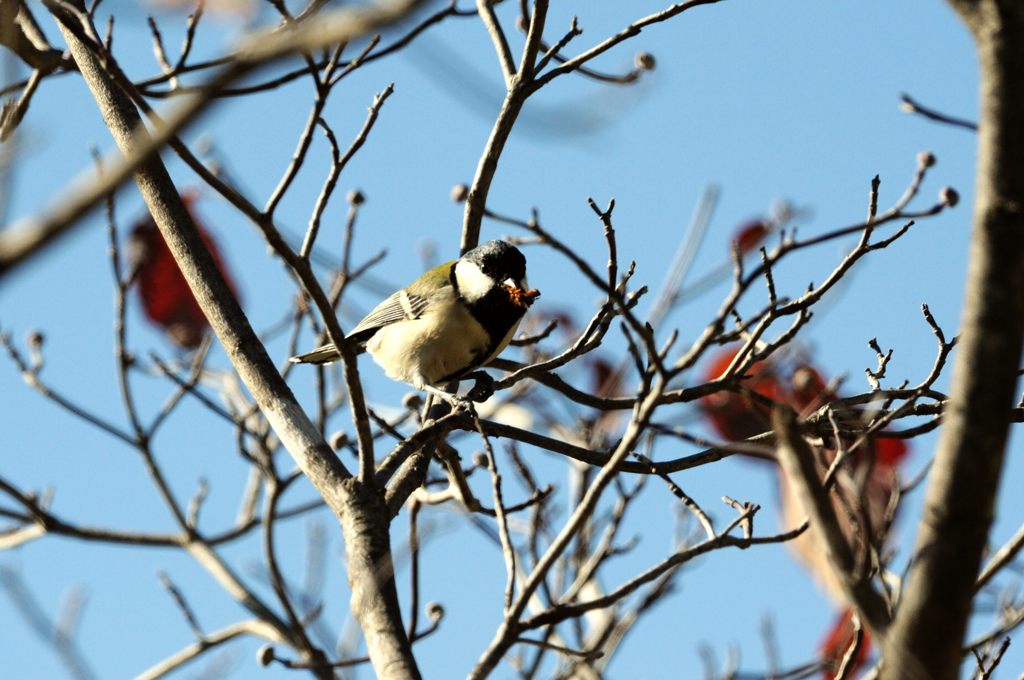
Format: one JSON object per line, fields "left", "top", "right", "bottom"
{"left": 289, "top": 344, "right": 341, "bottom": 365}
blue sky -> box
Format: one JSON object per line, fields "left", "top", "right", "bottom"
{"left": 2, "top": 0, "right": 1020, "bottom": 678}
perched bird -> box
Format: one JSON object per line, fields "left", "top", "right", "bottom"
{"left": 700, "top": 347, "right": 908, "bottom": 678}
{"left": 291, "top": 240, "right": 540, "bottom": 401}
{"left": 129, "top": 193, "right": 239, "bottom": 350}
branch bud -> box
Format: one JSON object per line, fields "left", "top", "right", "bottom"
{"left": 916, "top": 151, "right": 936, "bottom": 168}
{"left": 634, "top": 52, "right": 656, "bottom": 71}
{"left": 347, "top": 189, "right": 365, "bottom": 206}
{"left": 426, "top": 601, "right": 445, "bottom": 621}
{"left": 26, "top": 330, "right": 44, "bottom": 349}
{"left": 330, "top": 431, "right": 350, "bottom": 450}
{"left": 256, "top": 644, "right": 275, "bottom": 667}
{"left": 450, "top": 183, "right": 469, "bottom": 203}
{"left": 939, "top": 186, "right": 959, "bottom": 207}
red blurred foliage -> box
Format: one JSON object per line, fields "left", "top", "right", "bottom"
{"left": 700, "top": 348, "right": 785, "bottom": 441}
{"left": 820, "top": 609, "right": 870, "bottom": 680}
{"left": 700, "top": 346, "right": 909, "bottom": 677}
{"left": 874, "top": 436, "right": 909, "bottom": 468}
{"left": 129, "top": 193, "right": 239, "bottom": 350}
{"left": 732, "top": 218, "right": 771, "bottom": 254}
{"left": 700, "top": 347, "right": 908, "bottom": 468}
{"left": 588, "top": 356, "right": 617, "bottom": 398}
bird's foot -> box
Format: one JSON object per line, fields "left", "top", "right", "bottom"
{"left": 419, "top": 373, "right": 493, "bottom": 412}
{"left": 421, "top": 384, "right": 473, "bottom": 413}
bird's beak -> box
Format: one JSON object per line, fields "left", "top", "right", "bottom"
{"left": 502, "top": 279, "right": 541, "bottom": 308}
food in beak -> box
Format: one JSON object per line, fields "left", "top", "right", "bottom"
{"left": 504, "top": 285, "right": 541, "bottom": 308}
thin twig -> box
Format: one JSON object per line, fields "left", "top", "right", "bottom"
{"left": 899, "top": 92, "right": 978, "bottom": 131}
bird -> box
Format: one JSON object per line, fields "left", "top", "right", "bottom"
{"left": 291, "top": 240, "right": 540, "bottom": 403}
{"left": 129, "top": 191, "right": 240, "bottom": 350}
{"left": 700, "top": 346, "right": 908, "bottom": 678}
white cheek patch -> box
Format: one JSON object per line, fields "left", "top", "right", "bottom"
{"left": 455, "top": 259, "right": 496, "bottom": 302}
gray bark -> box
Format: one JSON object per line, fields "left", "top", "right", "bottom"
{"left": 48, "top": 4, "right": 420, "bottom": 677}
{"left": 881, "top": 3, "right": 1024, "bottom": 678}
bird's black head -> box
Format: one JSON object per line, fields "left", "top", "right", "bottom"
{"left": 462, "top": 240, "right": 528, "bottom": 288}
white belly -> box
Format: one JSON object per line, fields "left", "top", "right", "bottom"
{"left": 365, "top": 300, "right": 512, "bottom": 388}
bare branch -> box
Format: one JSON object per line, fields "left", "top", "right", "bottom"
{"left": 137, "top": 619, "right": 286, "bottom": 680}
{"left": 899, "top": 92, "right": 978, "bottom": 131}
{"left": 157, "top": 571, "right": 205, "bottom": 641}
{"left": 477, "top": 0, "right": 516, "bottom": 86}
{"left": 772, "top": 406, "right": 892, "bottom": 639}
{"left": 0, "top": 0, "right": 424, "bottom": 280}
{"left": 532, "top": 0, "right": 723, "bottom": 89}
{"left": 301, "top": 83, "right": 394, "bottom": 260}
{"left": 0, "top": 566, "right": 97, "bottom": 680}
{"left": 975, "top": 522, "right": 1024, "bottom": 592}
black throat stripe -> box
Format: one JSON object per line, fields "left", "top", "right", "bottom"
{"left": 466, "top": 287, "right": 525, "bottom": 358}
{"left": 447, "top": 262, "right": 525, "bottom": 377}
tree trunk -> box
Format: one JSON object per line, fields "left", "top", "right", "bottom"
{"left": 339, "top": 480, "right": 421, "bottom": 679}
{"left": 881, "top": 3, "right": 1024, "bottom": 678}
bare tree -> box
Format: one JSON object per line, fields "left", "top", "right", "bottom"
{"left": 0, "top": 1, "right": 1020, "bottom": 679}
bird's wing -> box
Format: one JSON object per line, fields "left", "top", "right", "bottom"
{"left": 347, "top": 288, "right": 431, "bottom": 340}
{"left": 292, "top": 262, "right": 452, "bottom": 364}
{"left": 346, "top": 260, "right": 456, "bottom": 342}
